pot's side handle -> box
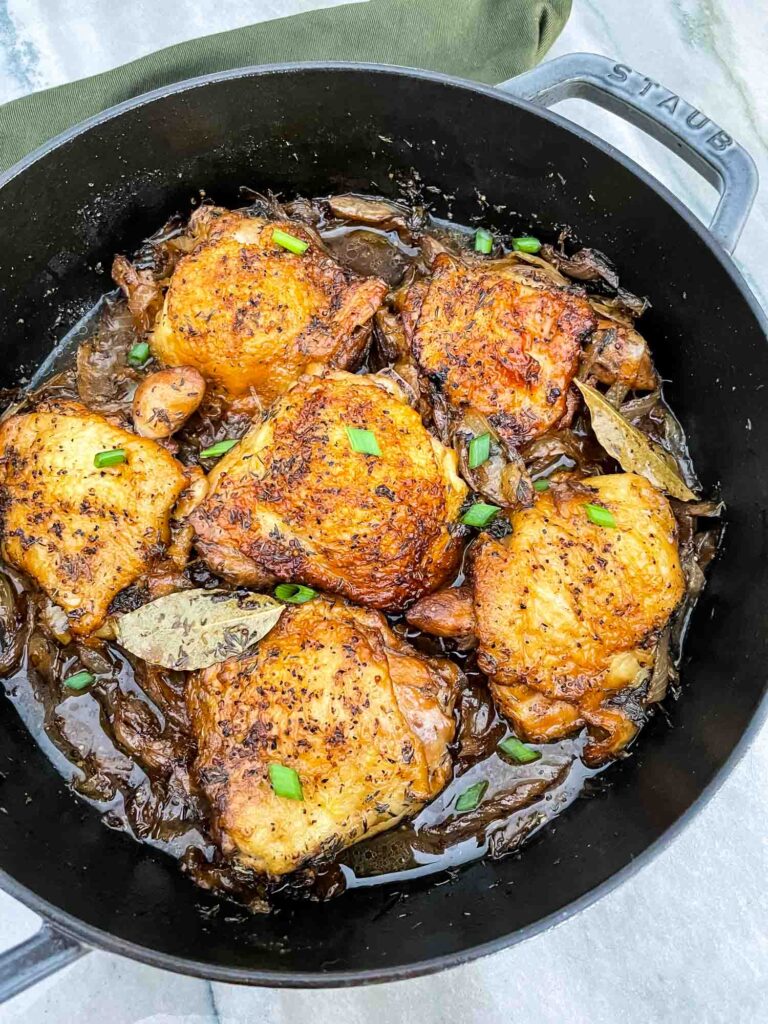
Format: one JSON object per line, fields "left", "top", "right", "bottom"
{"left": 497, "top": 52, "right": 758, "bottom": 254}
{"left": 0, "top": 923, "right": 86, "bottom": 1003}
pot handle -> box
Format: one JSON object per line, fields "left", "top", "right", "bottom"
{"left": 497, "top": 52, "right": 758, "bottom": 254}
{"left": 0, "top": 922, "right": 86, "bottom": 1003}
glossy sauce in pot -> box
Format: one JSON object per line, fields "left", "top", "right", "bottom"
{"left": 0, "top": 194, "right": 717, "bottom": 913}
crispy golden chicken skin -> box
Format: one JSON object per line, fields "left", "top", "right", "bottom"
{"left": 187, "top": 597, "right": 462, "bottom": 876}
{"left": 408, "top": 473, "right": 685, "bottom": 764}
{"left": 0, "top": 401, "right": 187, "bottom": 634}
{"left": 404, "top": 254, "right": 596, "bottom": 447}
{"left": 190, "top": 371, "right": 468, "bottom": 609}
{"left": 150, "top": 210, "right": 387, "bottom": 404}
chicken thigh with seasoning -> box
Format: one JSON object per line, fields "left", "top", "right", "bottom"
{"left": 186, "top": 596, "right": 462, "bottom": 876}
{"left": 0, "top": 401, "right": 187, "bottom": 634}
{"left": 407, "top": 473, "right": 685, "bottom": 764}
{"left": 191, "top": 370, "right": 468, "bottom": 609}
{"left": 150, "top": 208, "right": 388, "bottom": 405}
{"left": 403, "top": 253, "right": 596, "bottom": 448}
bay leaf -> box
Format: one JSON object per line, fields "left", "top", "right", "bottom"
{"left": 575, "top": 379, "right": 697, "bottom": 501}
{"left": 114, "top": 589, "right": 284, "bottom": 670}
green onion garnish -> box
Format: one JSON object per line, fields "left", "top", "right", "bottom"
{"left": 468, "top": 432, "right": 491, "bottom": 470}
{"left": 455, "top": 780, "right": 488, "bottom": 813}
{"left": 128, "top": 341, "right": 150, "bottom": 366}
{"left": 474, "top": 228, "right": 493, "bottom": 254}
{"left": 460, "top": 502, "right": 500, "bottom": 528}
{"left": 498, "top": 736, "right": 541, "bottom": 764}
{"left": 346, "top": 427, "right": 381, "bottom": 457}
{"left": 584, "top": 503, "right": 616, "bottom": 528}
{"left": 268, "top": 763, "right": 304, "bottom": 801}
{"left": 200, "top": 439, "right": 238, "bottom": 459}
{"left": 275, "top": 583, "right": 317, "bottom": 604}
{"left": 64, "top": 670, "right": 94, "bottom": 691}
{"left": 272, "top": 229, "right": 309, "bottom": 255}
{"left": 512, "top": 236, "right": 542, "bottom": 254}
{"left": 94, "top": 449, "right": 126, "bottom": 468}
{"left": 533, "top": 479, "right": 550, "bottom": 492}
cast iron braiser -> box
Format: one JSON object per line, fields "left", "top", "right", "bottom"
{"left": 0, "top": 53, "right": 765, "bottom": 994}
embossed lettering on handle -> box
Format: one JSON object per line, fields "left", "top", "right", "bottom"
{"left": 604, "top": 62, "right": 732, "bottom": 153}
{"left": 496, "top": 52, "right": 758, "bottom": 254}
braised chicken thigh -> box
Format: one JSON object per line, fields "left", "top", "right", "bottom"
{"left": 187, "top": 597, "right": 461, "bottom": 875}
{"left": 0, "top": 401, "right": 187, "bottom": 634}
{"left": 191, "top": 370, "right": 467, "bottom": 609}
{"left": 408, "top": 473, "right": 685, "bottom": 764}
{"left": 403, "top": 253, "right": 596, "bottom": 448}
{"left": 150, "top": 208, "right": 387, "bottom": 404}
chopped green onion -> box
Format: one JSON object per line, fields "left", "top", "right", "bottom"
{"left": 94, "top": 449, "right": 126, "bottom": 468}
{"left": 533, "top": 479, "right": 550, "bottom": 492}
{"left": 272, "top": 229, "right": 309, "bottom": 255}
{"left": 268, "top": 763, "right": 304, "bottom": 801}
{"left": 275, "top": 583, "right": 317, "bottom": 604}
{"left": 346, "top": 426, "right": 381, "bottom": 457}
{"left": 455, "top": 780, "right": 488, "bottom": 813}
{"left": 512, "top": 236, "right": 542, "bottom": 254}
{"left": 498, "top": 736, "right": 541, "bottom": 764}
{"left": 128, "top": 341, "right": 150, "bottom": 366}
{"left": 584, "top": 502, "right": 616, "bottom": 528}
{"left": 460, "top": 502, "right": 500, "bottom": 528}
{"left": 64, "top": 670, "right": 94, "bottom": 691}
{"left": 468, "top": 432, "right": 491, "bottom": 470}
{"left": 200, "top": 439, "right": 238, "bottom": 459}
{"left": 474, "top": 228, "right": 493, "bottom": 254}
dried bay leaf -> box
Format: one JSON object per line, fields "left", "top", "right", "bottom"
{"left": 114, "top": 589, "right": 284, "bottom": 670}
{"left": 575, "top": 379, "right": 697, "bottom": 501}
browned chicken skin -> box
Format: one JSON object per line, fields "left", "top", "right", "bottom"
{"left": 151, "top": 209, "right": 387, "bottom": 404}
{"left": 0, "top": 401, "right": 187, "bottom": 634}
{"left": 191, "top": 370, "right": 468, "bottom": 609}
{"left": 403, "top": 253, "right": 596, "bottom": 448}
{"left": 408, "top": 473, "right": 685, "bottom": 764}
{"left": 187, "top": 597, "right": 462, "bottom": 876}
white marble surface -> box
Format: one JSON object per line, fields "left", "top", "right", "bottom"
{"left": 0, "top": 2, "right": 767, "bottom": 1021}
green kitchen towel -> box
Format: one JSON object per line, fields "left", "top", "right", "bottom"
{"left": 0, "top": 0, "right": 571, "bottom": 173}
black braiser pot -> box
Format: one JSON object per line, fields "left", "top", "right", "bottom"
{"left": 0, "top": 54, "right": 765, "bottom": 997}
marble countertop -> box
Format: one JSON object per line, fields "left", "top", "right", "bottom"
{"left": 0, "top": 2, "right": 766, "bottom": 1021}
